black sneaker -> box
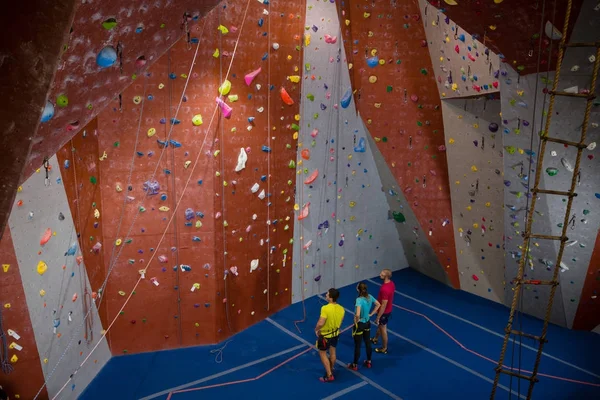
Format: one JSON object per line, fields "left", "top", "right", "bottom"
{"left": 363, "top": 360, "right": 372, "bottom": 368}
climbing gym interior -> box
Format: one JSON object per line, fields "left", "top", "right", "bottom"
{"left": 1, "top": 0, "right": 600, "bottom": 399}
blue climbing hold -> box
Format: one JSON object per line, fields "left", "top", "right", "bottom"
{"left": 41, "top": 101, "right": 55, "bottom": 122}
{"left": 341, "top": 87, "right": 352, "bottom": 109}
{"left": 96, "top": 46, "right": 117, "bottom": 68}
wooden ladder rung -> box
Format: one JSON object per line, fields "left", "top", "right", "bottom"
{"left": 563, "top": 41, "right": 600, "bottom": 48}
{"left": 533, "top": 188, "right": 577, "bottom": 197}
{"left": 542, "top": 136, "right": 588, "bottom": 149}
{"left": 497, "top": 368, "right": 539, "bottom": 382}
{"left": 508, "top": 329, "right": 548, "bottom": 343}
{"left": 527, "top": 233, "right": 567, "bottom": 242}
{"left": 549, "top": 90, "right": 596, "bottom": 100}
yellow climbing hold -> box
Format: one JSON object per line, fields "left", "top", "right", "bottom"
{"left": 37, "top": 261, "right": 48, "bottom": 275}
{"left": 449, "top": 138, "right": 455, "bottom": 144}
{"left": 115, "top": 238, "right": 122, "bottom": 246}
{"left": 184, "top": 160, "right": 191, "bottom": 169}
{"left": 368, "top": 76, "right": 377, "bottom": 83}
{"left": 2, "top": 264, "right": 9, "bottom": 273}
{"left": 471, "top": 165, "right": 478, "bottom": 172}
{"left": 444, "top": 0, "right": 458, "bottom": 4}
{"left": 304, "top": 33, "right": 311, "bottom": 47}
{"left": 485, "top": 202, "right": 491, "bottom": 207}
{"left": 219, "top": 80, "right": 231, "bottom": 96}
{"left": 159, "top": 206, "right": 170, "bottom": 212}
{"left": 192, "top": 115, "right": 203, "bottom": 126}
{"left": 213, "top": 48, "right": 220, "bottom": 58}
{"left": 288, "top": 75, "right": 300, "bottom": 83}
{"left": 294, "top": 204, "right": 300, "bottom": 211}
{"left": 40, "top": 289, "right": 46, "bottom": 297}
{"left": 217, "top": 24, "right": 229, "bottom": 34}
{"left": 363, "top": 12, "right": 371, "bottom": 18}
{"left": 118, "top": 291, "right": 126, "bottom": 296}
{"left": 147, "top": 128, "right": 157, "bottom": 137}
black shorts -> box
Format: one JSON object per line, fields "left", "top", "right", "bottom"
{"left": 352, "top": 321, "right": 371, "bottom": 336}
{"left": 379, "top": 313, "right": 391, "bottom": 326}
{"left": 316, "top": 335, "right": 339, "bottom": 351}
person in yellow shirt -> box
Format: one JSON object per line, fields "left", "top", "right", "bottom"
{"left": 314, "top": 288, "right": 345, "bottom": 382}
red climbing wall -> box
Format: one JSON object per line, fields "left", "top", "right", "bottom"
{"left": 56, "top": 118, "right": 110, "bottom": 330}
{"left": 572, "top": 229, "right": 600, "bottom": 331}
{"left": 57, "top": 0, "right": 304, "bottom": 355}
{"left": 0, "top": 228, "right": 49, "bottom": 400}
{"left": 340, "top": 0, "right": 460, "bottom": 288}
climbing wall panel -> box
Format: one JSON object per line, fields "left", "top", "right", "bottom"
{"left": 7, "top": 156, "right": 111, "bottom": 399}
{"left": 500, "top": 0, "right": 600, "bottom": 328}
{"left": 56, "top": 118, "right": 110, "bottom": 329}
{"left": 419, "top": 0, "right": 500, "bottom": 99}
{"left": 27, "top": 0, "right": 223, "bottom": 181}
{"left": 343, "top": 0, "right": 459, "bottom": 288}
{"left": 442, "top": 98, "right": 505, "bottom": 302}
{"left": 293, "top": 0, "right": 410, "bottom": 302}
{"left": 572, "top": 229, "right": 600, "bottom": 331}
{"left": 0, "top": 228, "right": 48, "bottom": 400}
{"left": 211, "top": 0, "right": 304, "bottom": 334}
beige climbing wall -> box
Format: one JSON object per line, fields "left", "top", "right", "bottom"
{"left": 442, "top": 98, "right": 505, "bottom": 302}
{"left": 419, "top": 0, "right": 501, "bottom": 100}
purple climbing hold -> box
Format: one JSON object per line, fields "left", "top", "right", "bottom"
{"left": 185, "top": 208, "right": 195, "bottom": 220}
{"left": 488, "top": 123, "right": 499, "bottom": 133}
{"left": 143, "top": 180, "right": 160, "bottom": 195}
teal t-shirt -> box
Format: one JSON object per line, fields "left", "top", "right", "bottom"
{"left": 355, "top": 294, "right": 376, "bottom": 323}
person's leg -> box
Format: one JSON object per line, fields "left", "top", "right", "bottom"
{"left": 375, "top": 314, "right": 390, "bottom": 353}
{"left": 364, "top": 324, "right": 372, "bottom": 362}
{"left": 329, "top": 339, "right": 338, "bottom": 369}
{"left": 352, "top": 329, "right": 362, "bottom": 365}
{"left": 319, "top": 350, "right": 333, "bottom": 377}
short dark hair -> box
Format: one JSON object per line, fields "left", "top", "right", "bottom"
{"left": 328, "top": 288, "right": 340, "bottom": 302}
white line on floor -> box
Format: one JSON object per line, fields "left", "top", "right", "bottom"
{"left": 366, "top": 278, "right": 600, "bottom": 380}
{"left": 316, "top": 295, "right": 527, "bottom": 400}
{"left": 321, "top": 381, "right": 369, "bottom": 400}
{"left": 266, "top": 318, "right": 403, "bottom": 400}
{"left": 139, "top": 344, "right": 307, "bottom": 400}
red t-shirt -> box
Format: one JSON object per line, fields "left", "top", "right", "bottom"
{"left": 377, "top": 281, "right": 395, "bottom": 314}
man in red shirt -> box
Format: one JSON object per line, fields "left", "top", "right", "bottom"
{"left": 371, "top": 269, "right": 395, "bottom": 353}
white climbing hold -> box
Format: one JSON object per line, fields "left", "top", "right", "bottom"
{"left": 589, "top": 55, "right": 596, "bottom": 63}
{"left": 258, "top": 189, "right": 266, "bottom": 200}
{"left": 250, "top": 259, "right": 259, "bottom": 272}
{"left": 564, "top": 86, "right": 578, "bottom": 93}
{"left": 235, "top": 148, "right": 248, "bottom": 172}
{"left": 251, "top": 183, "right": 260, "bottom": 193}
{"left": 560, "top": 158, "right": 574, "bottom": 172}
{"left": 551, "top": 150, "right": 557, "bottom": 156}
{"left": 272, "top": 42, "right": 279, "bottom": 50}
{"left": 544, "top": 21, "right": 562, "bottom": 40}
{"left": 570, "top": 65, "right": 580, "bottom": 72}
{"left": 588, "top": 142, "right": 596, "bottom": 150}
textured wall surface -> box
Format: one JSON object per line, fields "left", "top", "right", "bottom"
{"left": 292, "top": 0, "right": 408, "bottom": 303}
{"left": 442, "top": 98, "right": 505, "bottom": 302}
{"left": 428, "top": 0, "right": 584, "bottom": 75}
{"left": 7, "top": 156, "right": 111, "bottom": 398}
{"left": 500, "top": 0, "right": 600, "bottom": 328}
{"left": 419, "top": 0, "right": 500, "bottom": 99}
{"left": 0, "top": 0, "right": 77, "bottom": 242}
{"left": 55, "top": 0, "right": 305, "bottom": 356}
{"left": 342, "top": 0, "right": 459, "bottom": 288}
{"left": 0, "top": 228, "right": 48, "bottom": 399}
{"left": 25, "top": 0, "right": 222, "bottom": 183}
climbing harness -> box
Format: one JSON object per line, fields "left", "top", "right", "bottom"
{"left": 490, "top": 0, "right": 600, "bottom": 398}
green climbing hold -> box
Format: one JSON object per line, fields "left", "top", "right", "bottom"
{"left": 114, "top": 141, "right": 120, "bottom": 147}
{"left": 392, "top": 211, "right": 406, "bottom": 223}
{"left": 56, "top": 95, "right": 68, "bottom": 108}
{"left": 291, "top": 123, "right": 300, "bottom": 131}
{"left": 517, "top": 65, "right": 525, "bottom": 71}
{"left": 288, "top": 160, "right": 296, "bottom": 169}
{"left": 386, "top": 86, "right": 393, "bottom": 92}
{"left": 307, "top": 93, "right": 315, "bottom": 101}
{"left": 102, "top": 18, "right": 117, "bottom": 30}
{"left": 583, "top": 209, "right": 590, "bottom": 215}
{"left": 546, "top": 167, "right": 559, "bottom": 176}
{"left": 313, "top": 113, "right": 319, "bottom": 119}
{"left": 90, "top": 176, "right": 97, "bottom": 185}
{"left": 417, "top": 121, "right": 423, "bottom": 126}
{"left": 504, "top": 146, "right": 516, "bottom": 154}
{"left": 382, "top": 137, "right": 388, "bottom": 142}
{"left": 420, "top": 68, "right": 428, "bottom": 75}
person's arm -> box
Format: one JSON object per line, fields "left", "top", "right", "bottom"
{"left": 315, "top": 315, "right": 327, "bottom": 336}
{"left": 370, "top": 298, "right": 381, "bottom": 318}
{"left": 376, "top": 293, "right": 388, "bottom": 323}
{"left": 354, "top": 304, "right": 361, "bottom": 324}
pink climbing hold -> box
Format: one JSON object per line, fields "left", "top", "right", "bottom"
{"left": 304, "top": 169, "right": 319, "bottom": 184}
{"left": 244, "top": 67, "right": 261, "bottom": 86}
{"left": 324, "top": 34, "right": 337, "bottom": 44}
{"left": 454, "top": 45, "right": 460, "bottom": 54}
{"left": 298, "top": 203, "right": 310, "bottom": 220}
{"left": 310, "top": 129, "right": 318, "bottom": 138}
{"left": 216, "top": 97, "right": 232, "bottom": 118}
{"left": 410, "top": 94, "right": 418, "bottom": 102}
{"left": 472, "top": 274, "right": 479, "bottom": 281}
{"left": 40, "top": 228, "right": 52, "bottom": 246}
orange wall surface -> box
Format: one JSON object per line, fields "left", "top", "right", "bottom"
{"left": 56, "top": 0, "right": 305, "bottom": 355}
{"left": 0, "top": 227, "right": 49, "bottom": 399}
{"left": 573, "top": 229, "right": 600, "bottom": 331}
{"left": 340, "top": 0, "right": 460, "bottom": 287}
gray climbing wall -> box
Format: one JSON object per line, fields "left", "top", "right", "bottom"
{"left": 291, "top": 0, "right": 409, "bottom": 302}
{"left": 419, "top": 0, "right": 501, "bottom": 100}
{"left": 7, "top": 155, "right": 111, "bottom": 399}
{"left": 500, "top": 0, "right": 600, "bottom": 328}
{"left": 442, "top": 98, "right": 505, "bottom": 302}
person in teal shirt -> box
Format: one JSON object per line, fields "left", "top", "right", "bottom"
{"left": 348, "top": 282, "right": 381, "bottom": 370}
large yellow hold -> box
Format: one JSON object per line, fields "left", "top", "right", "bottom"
{"left": 37, "top": 261, "right": 48, "bottom": 275}
{"left": 219, "top": 80, "right": 231, "bottom": 96}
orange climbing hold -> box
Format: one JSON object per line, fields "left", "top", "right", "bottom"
{"left": 301, "top": 149, "right": 310, "bottom": 160}
{"left": 280, "top": 87, "right": 294, "bottom": 105}
{"left": 304, "top": 169, "right": 319, "bottom": 184}
{"left": 40, "top": 228, "right": 52, "bottom": 246}
{"left": 298, "top": 202, "right": 310, "bottom": 220}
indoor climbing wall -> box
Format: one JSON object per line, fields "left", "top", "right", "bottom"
{"left": 292, "top": 0, "right": 408, "bottom": 302}
{"left": 0, "top": 228, "right": 48, "bottom": 399}
{"left": 27, "top": 0, "right": 222, "bottom": 182}
{"left": 6, "top": 156, "right": 111, "bottom": 398}
{"left": 69, "top": 0, "right": 306, "bottom": 355}
{"left": 419, "top": 0, "right": 500, "bottom": 99}
{"left": 341, "top": 0, "right": 459, "bottom": 288}
{"left": 210, "top": 0, "right": 304, "bottom": 334}
{"left": 441, "top": 97, "right": 505, "bottom": 302}
{"left": 500, "top": 0, "right": 600, "bottom": 328}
